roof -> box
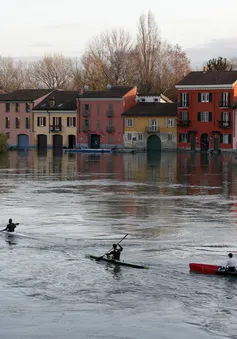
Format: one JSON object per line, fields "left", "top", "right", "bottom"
{"left": 0, "top": 89, "right": 52, "bottom": 102}
{"left": 176, "top": 71, "right": 237, "bottom": 87}
{"left": 122, "top": 102, "right": 177, "bottom": 117}
{"left": 137, "top": 93, "right": 173, "bottom": 103}
{"left": 33, "top": 90, "right": 78, "bottom": 110}
{"left": 79, "top": 86, "right": 135, "bottom": 99}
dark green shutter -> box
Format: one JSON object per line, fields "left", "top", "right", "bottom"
{"left": 220, "top": 134, "right": 223, "bottom": 143}
{"left": 179, "top": 133, "right": 182, "bottom": 142}
{"left": 198, "top": 93, "right": 201, "bottom": 102}
{"left": 221, "top": 112, "right": 223, "bottom": 121}
{"left": 59, "top": 117, "right": 62, "bottom": 126}
{"left": 229, "top": 134, "right": 232, "bottom": 144}
{"left": 209, "top": 93, "right": 212, "bottom": 102}
{"left": 73, "top": 117, "right": 76, "bottom": 127}
{"left": 209, "top": 112, "right": 212, "bottom": 122}
{"left": 198, "top": 112, "right": 201, "bottom": 121}
{"left": 67, "top": 117, "right": 69, "bottom": 126}
{"left": 37, "top": 117, "right": 40, "bottom": 126}
{"left": 180, "top": 93, "right": 182, "bottom": 105}
{"left": 53, "top": 117, "right": 55, "bottom": 126}
{"left": 187, "top": 93, "right": 189, "bottom": 106}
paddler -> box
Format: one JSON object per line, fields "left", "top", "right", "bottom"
{"left": 226, "top": 253, "right": 236, "bottom": 272}
{"left": 106, "top": 243, "right": 123, "bottom": 260}
{"left": 4, "top": 219, "right": 19, "bottom": 232}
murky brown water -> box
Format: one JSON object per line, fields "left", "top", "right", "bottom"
{"left": 0, "top": 150, "right": 237, "bottom": 339}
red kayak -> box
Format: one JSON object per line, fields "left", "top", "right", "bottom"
{"left": 190, "top": 263, "right": 237, "bottom": 276}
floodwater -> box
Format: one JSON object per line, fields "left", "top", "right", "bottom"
{"left": 0, "top": 150, "right": 237, "bottom": 339}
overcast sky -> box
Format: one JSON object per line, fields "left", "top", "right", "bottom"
{"left": 1, "top": 0, "right": 237, "bottom": 66}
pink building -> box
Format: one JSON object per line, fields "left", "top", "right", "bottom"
{"left": 0, "top": 89, "right": 51, "bottom": 148}
{"left": 77, "top": 86, "right": 137, "bottom": 148}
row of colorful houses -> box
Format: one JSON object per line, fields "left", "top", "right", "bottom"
{"left": 1, "top": 69, "right": 237, "bottom": 152}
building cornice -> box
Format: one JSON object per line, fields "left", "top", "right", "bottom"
{"left": 32, "top": 110, "right": 77, "bottom": 114}
{"left": 175, "top": 84, "right": 235, "bottom": 90}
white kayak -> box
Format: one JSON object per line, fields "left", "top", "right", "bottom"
{"left": 1, "top": 231, "right": 30, "bottom": 238}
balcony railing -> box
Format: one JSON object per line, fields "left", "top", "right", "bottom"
{"left": 107, "top": 110, "right": 114, "bottom": 117}
{"left": 106, "top": 126, "right": 115, "bottom": 133}
{"left": 49, "top": 125, "right": 62, "bottom": 132}
{"left": 219, "top": 101, "right": 231, "bottom": 108}
{"left": 177, "top": 120, "right": 191, "bottom": 127}
{"left": 218, "top": 120, "right": 231, "bottom": 128}
{"left": 82, "top": 125, "right": 89, "bottom": 132}
{"left": 82, "top": 110, "right": 90, "bottom": 117}
{"left": 145, "top": 126, "right": 160, "bottom": 133}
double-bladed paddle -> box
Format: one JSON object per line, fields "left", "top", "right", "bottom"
{"left": 0, "top": 223, "right": 19, "bottom": 232}
{"left": 96, "top": 233, "right": 128, "bottom": 261}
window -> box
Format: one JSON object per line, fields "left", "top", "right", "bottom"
{"left": 15, "top": 103, "right": 20, "bottom": 112}
{"left": 127, "top": 133, "right": 132, "bottom": 141}
{"left": 221, "top": 134, "right": 231, "bottom": 144}
{"left": 154, "top": 98, "right": 158, "bottom": 102}
{"left": 84, "top": 119, "right": 89, "bottom": 127}
{"left": 53, "top": 117, "right": 61, "bottom": 127}
{"left": 138, "top": 133, "right": 143, "bottom": 141}
{"left": 97, "top": 104, "right": 100, "bottom": 116}
{"left": 221, "top": 92, "right": 229, "bottom": 107}
{"left": 5, "top": 117, "right": 10, "bottom": 129}
{"left": 5, "top": 103, "right": 10, "bottom": 112}
{"left": 108, "top": 104, "right": 113, "bottom": 112}
{"left": 96, "top": 120, "right": 100, "bottom": 131}
{"left": 148, "top": 119, "right": 158, "bottom": 131}
{"left": 83, "top": 104, "right": 90, "bottom": 111}
{"left": 15, "top": 117, "right": 20, "bottom": 128}
{"left": 37, "top": 117, "right": 46, "bottom": 127}
{"left": 198, "top": 112, "right": 212, "bottom": 122}
{"left": 26, "top": 103, "right": 30, "bottom": 112}
{"left": 6, "top": 132, "right": 10, "bottom": 139}
{"left": 108, "top": 119, "right": 113, "bottom": 127}
{"left": 108, "top": 135, "right": 113, "bottom": 143}
{"left": 165, "top": 118, "right": 175, "bottom": 128}
{"left": 126, "top": 119, "right": 134, "bottom": 128}
{"left": 222, "top": 112, "right": 229, "bottom": 122}
{"left": 25, "top": 117, "right": 30, "bottom": 129}
{"left": 180, "top": 93, "right": 189, "bottom": 107}
{"left": 141, "top": 98, "right": 145, "bottom": 102}
{"left": 168, "top": 133, "right": 172, "bottom": 141}
{"left": 198, "top": 93, "right": 212, "bottom": 103}
{"left": 67, "top": 117, "right": 76, "bottom": 127}
{"left": 179, "top": 133, "right": 189, "bottom": 142}
{"left": 180, "top": 112, "right": 188, "bottom": 120}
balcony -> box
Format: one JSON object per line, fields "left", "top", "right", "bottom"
{"left": 177, "top": 120, "right": 191, "bottom": 127}
{"left": 106, "top": 126, "right": 115, "bottom": 133}
{"left": 82, "top": 110, "right": 90, "bottom": 117}
{"left": 107, "top": 110, "right": 114, "bottom": 117}
{"left": 145, "top": 126, "right": 160, "bottom": 133}
{"left": 82, "top": 125, "right": 90, "bottom": 132}
{"left": 49, "top": 125, "right": 62, "bottom": 132}
{"left": 218, "top": 120, "right": 231, "bottom": 128}
{"left": 219, "top": 101, "right": 231, "bottom": 108}
{"left": 178, "top": 101, "right": 188, "bottom": 108}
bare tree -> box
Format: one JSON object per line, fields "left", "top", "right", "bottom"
{"left": 30, "top": 54, "right": 73, "bottom": 89}
{"left": 0, "top": 57, "right": 28, "bottom": 91}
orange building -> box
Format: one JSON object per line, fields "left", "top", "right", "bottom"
{"left": 176, "top": 70, "right": 237, "bottom": 152}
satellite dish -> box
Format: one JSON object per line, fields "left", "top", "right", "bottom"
{"left": 107, "top": 84, "right": 112, "bottom": 89}
{"left": 84, "top": 85, "right": 89, "bottom": 91}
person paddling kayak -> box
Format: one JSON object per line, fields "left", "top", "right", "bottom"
{"left": 3, "top": 219, "right": 19, "bottom": 232}
{"left": 226, "top": 253, "right": 236, "bottom": 272}
{"left": 106, "top": 243, "right": 123, "bottom": 260}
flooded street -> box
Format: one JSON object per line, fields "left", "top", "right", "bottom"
{"left": 1, "top": 150, "right": 237, "bottom": 339}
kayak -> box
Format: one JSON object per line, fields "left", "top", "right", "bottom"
{"left": 86, "top": 254, "right": 149, "bottom": 269}
{"left": 190, "top": 263, "right": 237, "bottom": 276}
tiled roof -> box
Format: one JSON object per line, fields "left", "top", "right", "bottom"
{"left": 122, "top": 102, "right": 177, "bottom": 117}
{"left": 176, "top": 71, "right": 237, "bottom": 86}
{"left": 79, "top": 86, "right": 135, "bottom": 99}
{"left": 33, "top": 90, "right": 78, "bottom": 110}
{"left": 137, "top": 93, "right": 173, "bottom": 103}
{"left": 0, "top": 89, "right": 52, "bottom": 101}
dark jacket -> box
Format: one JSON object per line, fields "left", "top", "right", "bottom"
{"left": 107, "top": 245, "right": 123, "bottom": 260}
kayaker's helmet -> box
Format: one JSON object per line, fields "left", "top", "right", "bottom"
{"left": 228, "top": 253, "right": 233, "bottom": 258}
{"left": 113, "top": 244, "right": 117, "bottom": 249}
{"left": 9, "top": 218, "right": 12, "bottom": 223}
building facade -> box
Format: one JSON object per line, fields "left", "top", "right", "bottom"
{"left": 122, "top": 101, "right": 177, "bottom": 151}
{"left": 33, "top": 90, "right": 78, "bottom": 148}
{"left": 77, "top": 86, "right": 137, "bottom": 149}
{"left": 0, "top": 89, "right": 51, "bottom": 148}
{"left": 176, "top": 70, "right": 237, "bottom": 152}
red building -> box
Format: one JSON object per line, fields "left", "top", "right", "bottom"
{"left": 77, "top": 86, "right": 137, "bottom": 149}
{"left": 176, "top": 70, "right": 237, "bottom": 152}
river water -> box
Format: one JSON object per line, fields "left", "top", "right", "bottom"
{"left": 0, "top": 150, "right": 237, "bottom": 339}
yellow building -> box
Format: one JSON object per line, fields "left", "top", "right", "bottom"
{"left": 32, "top": 90, "right": 78, "bottom": 148}
{"left": 122, "top": 101, "right": 177, "bottom": 151}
